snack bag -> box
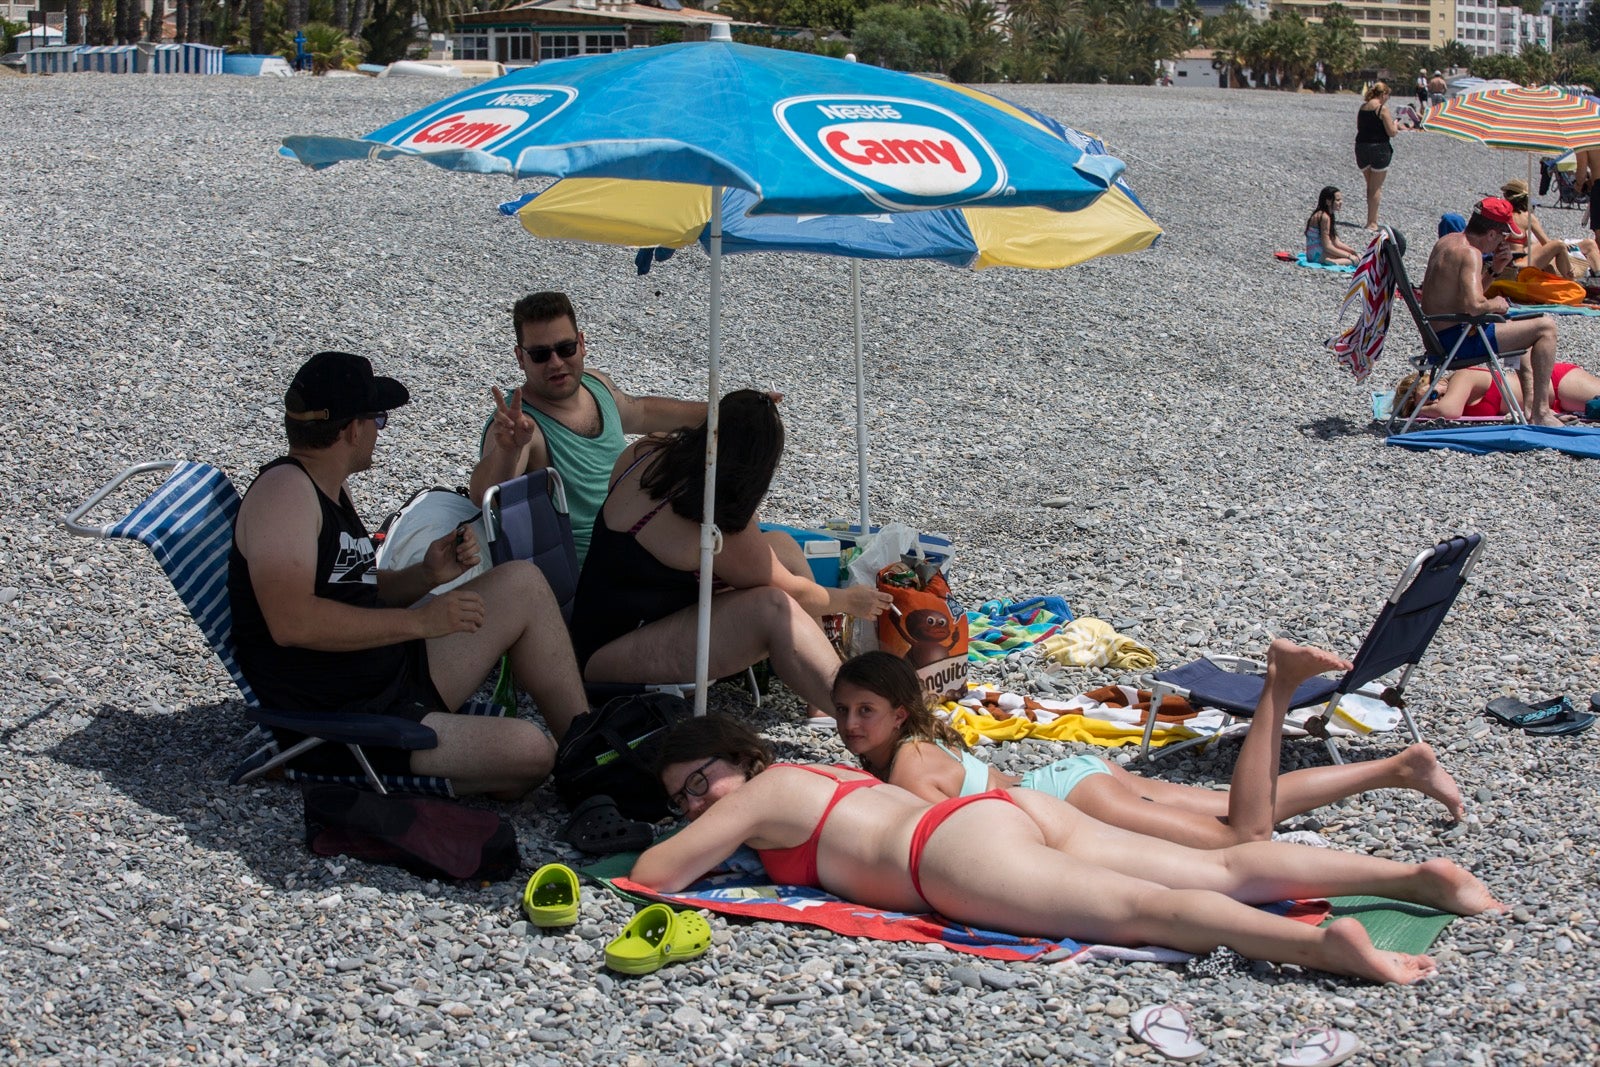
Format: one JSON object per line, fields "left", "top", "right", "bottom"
{"left": 876, "top": 561, "right": 969, "bottom": 700}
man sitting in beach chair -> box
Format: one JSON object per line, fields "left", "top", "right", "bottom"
{"left": 230, "top": 351, "right": 591, "bottom": 798}
{"left": 1422, "top": 198, "right": 1563, "bottom": 426}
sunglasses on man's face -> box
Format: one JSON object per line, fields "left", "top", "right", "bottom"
{"left": 518, "top": 339, "right": 580, "bottom": 365}
{"left": 366, "top": 412, "right": 388, "bottom": 430}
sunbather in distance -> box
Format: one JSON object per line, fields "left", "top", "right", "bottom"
{"left": 1421, "top": 197, "right": 1563, "bottom": 426}
{"left": 635, "top": 715, "right": 1504, "bottom": 984}
{"left": 1393, "top": 362, "right": 1600, "bottom": 420}
{"left": 1305, "top": 186, "right": 1360, "bottom": 266}
{"left": 567, "top": 389, "right": 888, "bottom": 725}
{"left": 833, "top": 642, "right": 1463, "bottom": 850}
{"left": 1498, "top": 179, "right": 1600, "bottom": 280}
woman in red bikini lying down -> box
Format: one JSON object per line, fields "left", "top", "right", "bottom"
{"left": 1393, "top": 362, "right": 1600, "bottom": 420}
{"left": 631, "top": 715, "right": 1504, "bottom": 985}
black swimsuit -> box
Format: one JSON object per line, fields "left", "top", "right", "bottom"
{"left": 568, "top": 453, "right": 699, "bottom": 674}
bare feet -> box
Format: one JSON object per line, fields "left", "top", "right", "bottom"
{"left": 1395, "top": 743, "right": 1465, "bottom": 821}
{"left": 1265, "top": 638, "right": 1351, "bottom": 689}
{"left": 1413, "top": 857, "right": 1507, "bottom": 916}
{"left": 1533, "top": 411, "right": 1570, "bottom": 427}
{"left": 1322, "top": 917, "right": 1439, "bottom": 984}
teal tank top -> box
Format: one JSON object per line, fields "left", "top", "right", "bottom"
{"left": 483, "top": 374, "right": 624, "bottom": 567}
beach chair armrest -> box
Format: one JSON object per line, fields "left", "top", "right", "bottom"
{"left": 243, "top": 706, "right": 440, "bottom": 752}
{"left": 61, "top": 460, "right": 183, "bottom": 537}
{"left": 1423, "top": 312, "right": 1508, "bottom": 326}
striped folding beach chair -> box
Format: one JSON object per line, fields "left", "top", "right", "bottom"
{"left": 62, "top": 461, "right": 497, "bottom": 796}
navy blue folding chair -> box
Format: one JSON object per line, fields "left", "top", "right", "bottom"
{"left": 63, "top": 461, "right": 499, "bottom": 796}
{"left": 1139, "top": 534, "right": 1485, "bottom": 764}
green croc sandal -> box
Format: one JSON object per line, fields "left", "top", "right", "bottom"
{"left": 521, "top": 863, "right": 579, "bottom": 928}
{"left": 604, "top": 905, "right": 713, "bottom": 975}
{"left": 662, "top": 909, "right": 712, "bottom": 967}
{"left": 605, "top": 904, "right": 674, "bottom": 974}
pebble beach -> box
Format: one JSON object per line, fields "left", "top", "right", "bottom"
{"left": 3, "top": 72, "right": 1600, "bottom": 1064}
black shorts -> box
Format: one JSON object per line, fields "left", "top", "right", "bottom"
{"left": 1355, "top": 142, "right": 1393, "bottom": 172}
{"left": 272, "top": 640, "right": 446, "bottom": 777}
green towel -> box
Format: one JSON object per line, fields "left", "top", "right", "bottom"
{"left": 1322, "top": 895, "right": 1456, "bottom": 954}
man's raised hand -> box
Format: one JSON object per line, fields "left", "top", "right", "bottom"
{"left": 490, "top": 385, "right": 536, "bottom": 452}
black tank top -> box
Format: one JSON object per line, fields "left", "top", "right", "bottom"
{"left": 1356, "top": 106, "right": 1390, "bottom": 145}
{"left": 228, "top": 457, "right": 417, "bottom": 712}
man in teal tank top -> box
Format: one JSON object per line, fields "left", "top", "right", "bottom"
{"left": 470, "top": 292, "right": 706, "bottom": 566}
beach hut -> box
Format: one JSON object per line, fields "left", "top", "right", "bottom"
{"left": 78, "top": 45, "right": 138, "bottom": 74}
{"left": 23, "top": 45, "right": 80, "bottom": 75}
{"left": 142, "top": 43, "right": 225, "bottom": 74}
{"left": 15, "top": 27, "right": 66, "bottom": 53}
{"left": 223, "top": 54, "right": 294, "bottom": 77}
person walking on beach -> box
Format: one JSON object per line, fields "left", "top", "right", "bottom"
{"left": 1421, "top": 198, "right": 1564, "bottom": 426}
{"left": 1415, "top": 69, "right": 1428, "bottom": 109}
{"left": 230, "top": 351, "right": 591, "bottom": 798}
{"left": 1428, "top": 71, "right": 1448, "bottom": 106}
{"left": 1355, "top": 82, "right": 1399, "bottom": 230}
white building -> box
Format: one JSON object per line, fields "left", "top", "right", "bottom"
{"left": 1542, "top": 0, "right": 1590, "bottom": 23}
{"left": 1499, "top": 7, "right": 1553, "bottom": 52}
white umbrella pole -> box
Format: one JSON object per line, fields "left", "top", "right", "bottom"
{"left": 851, "top": 260, "right": 869, "bottom": 532}
{"left": 694, "top": 186, "right": 724, "bottom": 717}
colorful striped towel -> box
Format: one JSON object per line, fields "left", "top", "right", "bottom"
{"left": 965, "top": 595, "right": 1074, "bottom": 660}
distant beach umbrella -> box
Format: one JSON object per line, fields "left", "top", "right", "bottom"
{"left": 1421, "top": 86, "right": 1600, "bottom": 154}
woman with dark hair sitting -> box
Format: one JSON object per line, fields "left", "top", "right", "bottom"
{"left": 635, "top": 715, "right": 1503, "bottom": 985}
{"left": 1305, "top": 185, "right": 1360, "bottom": 266}
{"left": 568, "top": 389, "right": 865, "bottom": 723}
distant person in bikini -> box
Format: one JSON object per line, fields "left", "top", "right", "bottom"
{"left": 1393, "top": 362, "right": 1600, "bottom": 420}
{"left": 1421, "top": 197, "right": 1563, "bottom": 426}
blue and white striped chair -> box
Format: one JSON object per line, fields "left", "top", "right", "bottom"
{"left": 63, "top": 461, "right": 497, "bottom": 796}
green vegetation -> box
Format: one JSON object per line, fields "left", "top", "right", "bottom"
{"left": 30, "top": 0, "right": 1591, "bottom": 88}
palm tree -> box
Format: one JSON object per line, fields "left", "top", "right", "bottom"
{"left": 1316, "top": 4, "right": 1364, "bottom": 91}
{"left": 1204, "top": 3, "right": 1256, "bottom": 88}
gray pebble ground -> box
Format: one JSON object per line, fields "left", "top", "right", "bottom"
{"left": 3, "top": 72, "right": 1599, "bottom": 1065}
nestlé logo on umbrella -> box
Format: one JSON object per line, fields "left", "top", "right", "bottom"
{"left": 394, "top": 87, "right": 577, "bottom": 154}
{"left": 776, "top": 96, "right": 1007, "bottom": 210}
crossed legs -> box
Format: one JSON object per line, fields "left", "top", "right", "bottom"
{"left": 1065, "top": 640, "right": 1463, "bottom": 849}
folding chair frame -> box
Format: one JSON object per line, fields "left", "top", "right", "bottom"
{"left": 1380, "top": 226, "right": 1528, "bottom": 435}
{"left": 63, "top": 460, "right": 498, "bottom": 797}
{"left": 1137, "top": 533, "right": 1486, "bottom": 765}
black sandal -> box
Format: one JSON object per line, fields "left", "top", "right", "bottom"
{"left": 562, "top": 795, "right": 655, "bottom": 855}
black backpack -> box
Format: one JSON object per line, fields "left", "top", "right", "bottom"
{"left": 553, "top": 692, "right": 692, "bottom": 821}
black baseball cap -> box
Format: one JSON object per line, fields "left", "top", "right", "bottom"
{"left": 284, "top": 351, "right": 409, "bottom": 422}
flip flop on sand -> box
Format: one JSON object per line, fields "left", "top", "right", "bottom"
{"left": 1486, "top": 695, "right": 1595, "bottom": 736}
{"left": 1129, "top": 1003, "right": 1207, "bottom": 1062}
{"left": 1275, "top": 1026, "right": 1361, "bottom": 1067}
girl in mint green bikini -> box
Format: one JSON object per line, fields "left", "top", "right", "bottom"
{"left": 834, "top": 642, "right": 1465, "bottom": 850}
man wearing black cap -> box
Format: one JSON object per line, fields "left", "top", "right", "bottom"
{"left": 1420, "top": 197, "right": 1563, "bottom": 426}
{"left": 228, "top": 351, "right": 589, "bottom": 798}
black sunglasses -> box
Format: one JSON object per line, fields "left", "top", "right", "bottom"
{"left": 666, "top": 756, "right": 719, "bottom": 816}
{"left": 518, "top": 339, "right": 580, "bottom": 365}
{"left": 365, "top": 412, "right": 388, "bottom": 430}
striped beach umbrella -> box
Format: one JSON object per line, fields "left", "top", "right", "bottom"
{"left": 1421, "top": 86, "right": 1600, "bottom": 153}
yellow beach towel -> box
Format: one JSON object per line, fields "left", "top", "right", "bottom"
{"left": 1037, "top": 617, "right": 1157, "bottom": 672}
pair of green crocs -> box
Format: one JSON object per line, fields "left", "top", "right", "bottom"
{"left": 603, "top": 904, "right": 712, "bottom": 975}
{"left": 521, "top": 864, "right": 580, "bottom": 928}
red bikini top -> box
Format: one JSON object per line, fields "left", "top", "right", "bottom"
{"left": 754, "top": 764, "right": 880, "bottom": 887}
